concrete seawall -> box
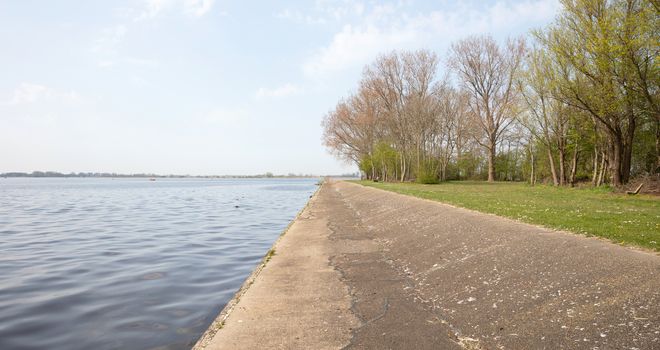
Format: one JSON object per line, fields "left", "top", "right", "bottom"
{"left": 195, "top": 180, "right": 659, "bottom": 349}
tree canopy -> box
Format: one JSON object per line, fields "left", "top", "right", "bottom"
{"left": 323, "top": 0, "right": 658, "bottom": 186}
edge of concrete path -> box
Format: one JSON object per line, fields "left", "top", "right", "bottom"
{"left": 191, "top": 180, "right": 324, "bottom": 350}
{"left": 343, "top": 180, "right": 659, "bottom": 257}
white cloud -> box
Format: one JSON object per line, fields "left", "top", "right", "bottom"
{"left": 132, "top": 0, "right": 216, "bottom": 21}
{"left": 134, "top": 0, "right": 168, "bottom": 21}
{"left": 124, "top": 57, "right": 160, "bottom": 67}
{"left": 255, "top": 83, "right": 303, "bottom": 99}
{"left": 183, "top": 0, "right": 215, "bottom": 17}
{"left": 276, "top": 9, "right": 327, "bottom": 25}
{"left": 8, "top": 83, "right": 48, "bottom": 105}
{"left": 3, "top": 83, "right": 81, "bottom": 106}
{"left": 303, "top": 23, "right": 417, "bottom": 77}
{"left": 490, "top": 0, "right": 560, "bottom": 28}
{"left": 277, "top": 0, "right": 367, "bottom": 25}
{"left": 302, "top": 0, "right": 560, "bottom": 77}
{"left": 317, "top": 0, "right": 366, "bottom": 21}
{"left": 92, "top": 24, "right": 128, "bottom": 54}
{"left": 96, "top": 0, "right": 218, "bottom": 61}
{"left": 96, "top": 57, "right": 159, "bottom": 69}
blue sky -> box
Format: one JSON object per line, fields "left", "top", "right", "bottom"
{"left": 0, "top": 0, "right": 559, "bottom": 175}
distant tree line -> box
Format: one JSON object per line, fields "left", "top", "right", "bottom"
{"left": 2, "top": 171, "right": 177, "bottom": 178}
{"left": 1, "top": 171, "right": 355, "bottom": 178}
{"left": 323, "top": 0, "right": 658, "bottom": 186}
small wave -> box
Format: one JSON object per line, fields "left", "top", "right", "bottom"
{"left": 0, "top": 177, "right": 317, "bottom": 350}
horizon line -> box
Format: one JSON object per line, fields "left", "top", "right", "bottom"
{"left": 0, "top": 170, "right": 360, "bottom": 178}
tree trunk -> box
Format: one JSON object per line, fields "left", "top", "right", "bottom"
{"left": 656, "top": 118, "right": 660, "bottom": 172}
{"left": 400, "top": 156, "right": 406, "bottom": 182}
{"left": 487, "top": 139, "right": 496, "bottom": 182}
{"left": 393, "top": 164, "right": 397, "bottom": 182}
{"left": 558, "top": 148, "right": 566, "bottom": 186}
{"left": 611, "top": 137, "right": 623, "bottom": 187}
{"left": 597, "top": 151, "right": 607, "bottom": 186}
{"left": 592, "top": 146, "right": 598, "bottom": 186}
{"left": 621, "top": 142, "right": 632, "bottom": 184}
{"left": 456, "top": 147, "right": 462, "bottom": 180}
{"left": 530, "top": 146, "right": 536, "bottom": 186}
{"left": 569, "top": 146, "right": 579, "bottom": 186}
{"left": 504, "top": 141, "right": 512, "bottom": 181}
{"left": 621, "top": 115, "right": 635, "bottom": 184}
{"left": 417, "top": 143, "right": 421, "bottom": 179}
{"left": 547, "top": 149, "right": 559, "bottom": 186}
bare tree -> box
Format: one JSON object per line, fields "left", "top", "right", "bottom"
{"left": 322, "top": 89, "right": 380, "bottom": 173}
{"left": 431, "top": 85, "right": 470, "bottom": 180}
{"left": 449, "top": 35, "right": 526, "bottom": 182}
{"left": 362, "top": 50, "right": 442, "bottom": 181}
{"left": 362, "top": 52, "right": 410, "bottom": 181}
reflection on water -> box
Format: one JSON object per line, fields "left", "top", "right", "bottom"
{"left": 0, "top": 178, "right": 318, "bottom": 350}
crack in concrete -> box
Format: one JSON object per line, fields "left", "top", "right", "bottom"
{"left": 327, "top": 182, "right": 467, "bottom": 349}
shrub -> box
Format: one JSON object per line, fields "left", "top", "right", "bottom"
{"left": 416, "top": 168, "right": 439, "bottom": 184}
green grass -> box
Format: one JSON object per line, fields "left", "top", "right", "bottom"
{"left": 265, "top": 248, "right": 276, "bottom": 263}
{"left": 353, "top": 180, "right": 660, "bottom": 251}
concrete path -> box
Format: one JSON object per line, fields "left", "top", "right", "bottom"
{"left": 196, "top": 180, "right": 659, "bottom": 349}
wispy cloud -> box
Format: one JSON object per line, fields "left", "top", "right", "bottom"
{"left": 94, "top": 0, "right": 219, "bottom": 68}
{"left": 132, "top": 0, "right": 217, "bottom": 21}
{"left": 133, "top": 0, "right": 168, "bottom": 21}
{"left": 277, "top": 0, "right": 366, "bottom": 25}
{"left": 255, "top": 83, "right": 303, "bottom": 99}
{"left": 276, "top": 9, "right": 328, "bottom": 25}
{"left": 96, "top": 57, "right": 160, "bottom": 69}
{"left": 314, "top": 0, "right": 366, "bottom": 21}
{"left": 91, "top": 24, "right": 128, "bottom": 54}
{"left": 183, "top": 0, "right": 215, "bottom": 17}
{"left": 2, "top": 83, "right": 81, "bottom": 106}
{"left": 303, "top": 22, "right": 417, "bottom": 77}
{"left": 302, "top": 0, "right": 560, "bottom": 77}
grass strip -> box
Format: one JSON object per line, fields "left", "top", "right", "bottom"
{"left": 352, "top": 180, "right": 659, "bottom": 252}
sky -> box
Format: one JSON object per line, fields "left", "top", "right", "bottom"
{"left": 0, "top": 0, "right": 560, "bottom": 175}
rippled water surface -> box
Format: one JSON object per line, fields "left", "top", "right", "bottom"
{"left": 0, "top": 178, "right": 318, "bottom": 350}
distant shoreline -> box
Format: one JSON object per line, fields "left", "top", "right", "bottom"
{"left": 0, "top": 171, "right": 358, "bottom": 179}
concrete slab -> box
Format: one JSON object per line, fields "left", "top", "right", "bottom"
{"left": 195, "top": 180, "right": 659, "bottom": 349}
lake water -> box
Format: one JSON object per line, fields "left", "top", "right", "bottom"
{"left": 0, "top": 178, "right": 319, "bottom": 350}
